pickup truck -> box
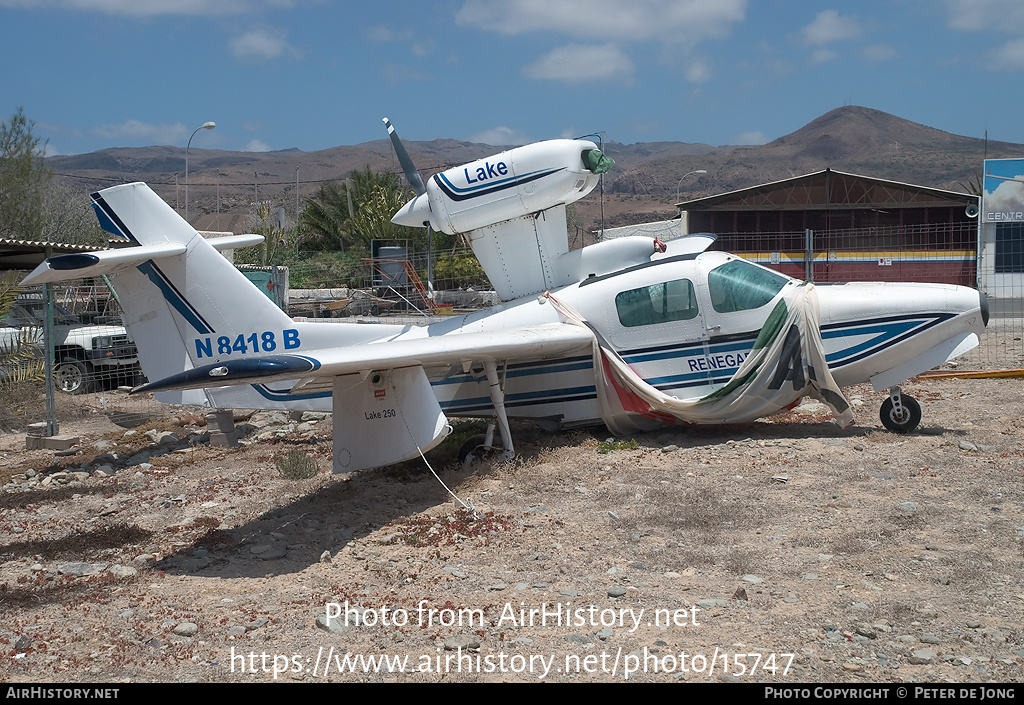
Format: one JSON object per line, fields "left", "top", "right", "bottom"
{"left": 0, "top": 296, "right": 141, "bottom": 394}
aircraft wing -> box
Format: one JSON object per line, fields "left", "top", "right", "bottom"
{"left": 135, "top": 322, "right": 595, "bottom": 394}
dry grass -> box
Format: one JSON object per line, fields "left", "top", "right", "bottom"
{"left": 2, "top": 378, "right": 1024, "bottom": 683}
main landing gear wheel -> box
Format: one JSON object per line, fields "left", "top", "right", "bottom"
{"left": 458, "top": 434, "right": 501, "bottom": 466}
{"left": 880, "top": 394, "right": 921, "bottom": 434}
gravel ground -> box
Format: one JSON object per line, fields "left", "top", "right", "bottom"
{"left": 1, "top": 377, "right": 1022, "bottom": 683}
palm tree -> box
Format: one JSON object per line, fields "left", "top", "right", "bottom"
{"left": 298, "top": 166, "right": 412, "bottom": 252}
{"left": 347, "top": 165, "right": 403, "bottom": 206}
{"left": 958, "top": 170, "right": 984, "bottom": 197}
{"left": 299, "top": 181, "right": 353, "bottom": 251}
{"left": 347, "top": 184, "right": 416, "bottom": 249}
{"left": 0, "top": 272, "right": 44, "bottom": 393}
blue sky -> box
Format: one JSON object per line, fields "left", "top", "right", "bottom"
{"left": 3, "top": 0, "right": 1024, "bottom": 156}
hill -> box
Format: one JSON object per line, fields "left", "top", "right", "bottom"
{"left": 46, "top": 106, "right": 1024, "bottom": 235}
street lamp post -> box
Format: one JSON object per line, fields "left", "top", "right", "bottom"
{"left": 185, "top": 121, "right": 216, "bottom": 223}
{"left": 675, "top": 170, "right": 707, "bottom": 203}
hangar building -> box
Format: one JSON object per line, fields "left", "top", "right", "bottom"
{"left": 675, "top": 168, "right": 979, "bottom": 286}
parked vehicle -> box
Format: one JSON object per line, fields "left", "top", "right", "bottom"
{"left": 0, "top": 295, "right": 141, "bottom": 393}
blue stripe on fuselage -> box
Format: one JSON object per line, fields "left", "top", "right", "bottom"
{"left": 433, "top": 356, "right": 593, "bottom": 387}
{"left": 821, "top": 313, "right": 951, "bottom": 366}
{"left": 439, "top": 385, "right": 597, "bottom": 413}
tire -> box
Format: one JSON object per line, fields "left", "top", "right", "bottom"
{"left": 55, "top": 358, "right": 93, "bottom": 395}
{"left": 457, "top": 434, "right": 490, "bottom": 465}
{"left": 879, "top": 394, "right": 921, "bottom": 433}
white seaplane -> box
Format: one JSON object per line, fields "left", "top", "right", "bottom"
{"left": 23, "top": 120, "right": 988, "bottom": 472}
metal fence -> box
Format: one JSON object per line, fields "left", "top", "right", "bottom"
{"left": 5, "top": 281, "right": 143, "bottom": 396}
{"left": 709, "top": 223, "right": 1022, "bottom": 371}
{"left": 5, "top": 225, "right": 1019, "bottom": 431}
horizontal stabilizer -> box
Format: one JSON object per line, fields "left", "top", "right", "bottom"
{"left": 205, "top": 233, "right": 265, "bottom": 251}
{"left": 134, "top": 355, "right": 320, "bottom": 393}
{"left": 22, "top": 243, "right": 187, "bottom": 285}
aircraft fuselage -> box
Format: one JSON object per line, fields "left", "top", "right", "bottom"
{"left": 413, "top": 249, "right": 986, "bottom": 429}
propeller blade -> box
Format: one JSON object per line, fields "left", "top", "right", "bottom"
{"left": 382, "top": 117, "right": 426, "bottom": 196}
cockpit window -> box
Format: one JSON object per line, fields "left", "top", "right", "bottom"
{"left": 708, "top": 259, "right": 788, "bottom": 313}
{"left": 615, "top": 278, "right": 699, "bottom": 327}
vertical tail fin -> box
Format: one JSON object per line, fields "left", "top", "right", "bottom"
{"left": 25, "top": 181, "right": 402, "bottom": 411}
{"left": 91, "top": 183, "right": 296, "bottom": 399}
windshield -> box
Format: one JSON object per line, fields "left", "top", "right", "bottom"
{"left": 7, "top": 301, "right": 80, "bottom": 326}
{"left": 707, "top": 259, "right": 789, "bottom": 313}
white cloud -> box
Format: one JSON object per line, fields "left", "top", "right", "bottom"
{"left": 523, "top": 43, "right": 634, "bottom": 84}
{"left": 230, "top": 29, "right": 300, "bottom": 61}
{"left": 457, "top": 1, "right": 743, "bottom": 87}
{"left": 468, "top": 127, "right": 529, "bottom": 146}
{"left": 244, "top": 139, "right": 271, "bottom": 152}
{"left": 366, "top": 25, "right": 431, "bottom": 57}
{"left": 92, "top": 119, "right": 190, "bottom": 145}
{"left": 944, "top": 0, "right": 1024, "bottom": 33}
{"left": 984, "top": 174, "right": 1024, "bottom": 213}
{"left": 683, "top": 58, "right": 712, "bottom": 83}
{"left": 733, "top": 130, "right": 767, "bottom": 145}
{"left": 0, "top": 0, "right": 255, "bottom": 15}
{"left": 456, "top": 0, "right": 746, "bottom": 43}
{"left": 991, "top": 38, "right": 1024, "bottom": 70}
{"left": 809, "top": 48, "right": 838, "bottom": 65}
{"left": 800, "top": 10, "right": 861, "bottom": 46}
{"left": 862, "top": 44, "right": 898, "bottom": 63}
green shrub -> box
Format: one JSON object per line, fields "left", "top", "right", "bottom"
{"left": 276, "top": 450, "right": 319, "bottom": 480}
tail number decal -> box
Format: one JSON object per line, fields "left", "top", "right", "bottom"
{"left": 194, "top": 329, "right": 301, "bottom": 359}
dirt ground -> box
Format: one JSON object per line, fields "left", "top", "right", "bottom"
{"left": 1, "top": 377, "right": 1022, "bottom": 684}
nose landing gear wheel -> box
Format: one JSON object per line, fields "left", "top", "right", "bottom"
{"left": 880, "top": 394, "right": 921, "bottom": 433}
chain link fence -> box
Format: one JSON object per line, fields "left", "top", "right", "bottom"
{"left": 3, "top": 246, "right": 496, "bottom": 431}
{"left": 4, "top": 225, "right": 1019, "bottom": 432}
{"left": 709, "top": 223, "right": 1021, "bottom": 371}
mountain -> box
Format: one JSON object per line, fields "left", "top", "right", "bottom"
{"left": 608, "top": 106, "right": 1022, "bottom": 198}
{"left": 46, "top": 106, "right": 1024, "bottom": 235}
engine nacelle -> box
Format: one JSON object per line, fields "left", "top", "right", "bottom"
{"left": 391, "top": 139, "right": 604, "bottom": 234}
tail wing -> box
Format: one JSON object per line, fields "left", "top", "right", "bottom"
{"left": 24, "top": 183, "right": 334, "bottom": 408}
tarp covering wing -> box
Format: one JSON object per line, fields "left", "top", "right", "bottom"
{"left": 546, "top": 284, "right": 855, "bottom": 434}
